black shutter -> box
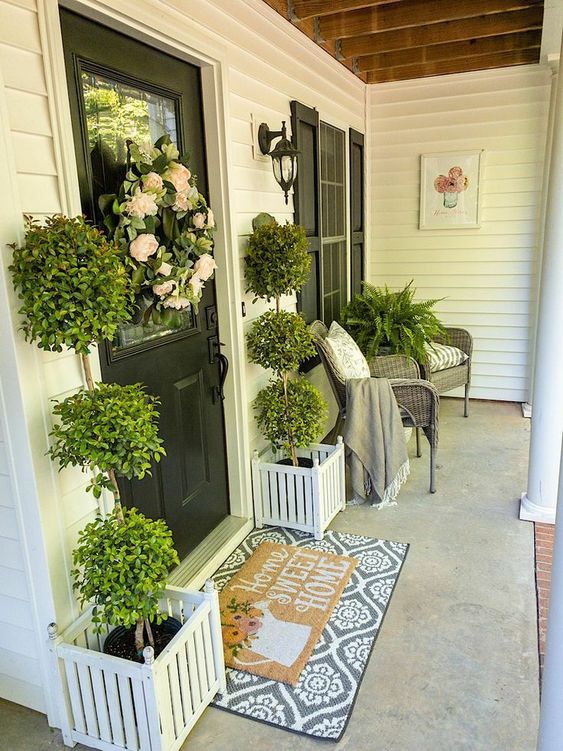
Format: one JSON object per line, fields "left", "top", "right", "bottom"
{"left": 349, "top": 128, "right": 365, "bottom": 297}
{"left": 291, "top": 100, "right": 321, "bottom": 323}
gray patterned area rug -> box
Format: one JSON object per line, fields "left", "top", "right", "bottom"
{"left": 211, "top": 527, "right": 408, "bottom": 741}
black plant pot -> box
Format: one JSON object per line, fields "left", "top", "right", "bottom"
{"left": 103, "top": 616, "right": 182, "bottom": 663}
{"left": 277, "top": 457, "right": 314, "bottom": 469}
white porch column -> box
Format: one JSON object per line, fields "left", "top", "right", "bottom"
{"left": 537, "top": 440, "right": 563, "bottom": 750}
{"left": 520, "top": 37, "right": 563, "bottom": 525}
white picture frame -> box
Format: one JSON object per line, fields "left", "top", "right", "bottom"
{"left": 419, "top": 150, "right": 484, "bottom": 229}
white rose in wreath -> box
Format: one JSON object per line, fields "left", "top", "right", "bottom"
{"left": 129, "top": 233, "right": 159, "bottom": 262}
{"left": 124, "top": 188, "right": 158, "bottom": 218}
{"left": 193, "top": 254, "right": 217, "bottom": 281}
{"left": 142, "top": 171, "right": 164, "bottom": 191}
{"left": 163, "top": 294, "right": 191, "bottom": 310}
{"left": 152, "top": 280, "right": 176, "bottom": 297}
{"left": 173, "top": 191, "right": 189, "bottom": 211}
{"left": 189, "top": 272, "right": 204, "bottom": 296}
{"left": 164, "top": 162, "right": 191, "bottom": 192}
{"left": 192, "top": 212, "right": 206, "bottom": 230}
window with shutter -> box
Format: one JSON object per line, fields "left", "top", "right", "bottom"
{"left": 350, "top": 129, "right": 365, "bottom": 297}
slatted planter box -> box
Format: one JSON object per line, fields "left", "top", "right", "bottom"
{"left": 252, "top": 437, "right": 346, "bottom": 540}
{"left": 49, "top": 582, "right": 226, "bottom": 751}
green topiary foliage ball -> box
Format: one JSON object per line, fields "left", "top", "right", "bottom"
{"left": 9, "top": 215, "right": 134, "bottom": 355}
{"left": 48, "top": 382, "right": 165, "bottom": 499}
{"left": 72, "top": 506, "right": 180, "bottom": 635}
{"left": 245, "top": 221, "right": 310, "bottom": 300}
{"left": 254, "top": 376, "right": 327, "bottom": 459}
{"left": 246, "top": 309, "right": 315, "bottom": 374}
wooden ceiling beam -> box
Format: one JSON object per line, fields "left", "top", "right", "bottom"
{"left": 367, "top": 47, "right": 540, "bottom": 83}
{"left": 340, "top": 6, "right": 544, "bottom": 58}
{"left": 291, "top": 0, "right": 401, "bottom": 21}
{"left": 320, "top": 0, "right": 541, "bottom": 41}
{"left": 357, "top": 29, "right": 542, "bottom": 71}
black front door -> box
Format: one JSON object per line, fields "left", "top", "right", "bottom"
{"left": 61, "top": 10, "right": 230, "bottom": 558}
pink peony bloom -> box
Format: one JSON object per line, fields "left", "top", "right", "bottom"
{"left": 163, "top": 294, "right": 191, "bottom": 310}
{"left": 124, "top": 188, "right": 158, "bottom": 218}
{"left": 448, "top": 166, "right": 463, "bottom": 179}
{"left": 164, "top": 162, "right": 191, "bottom": 193}
{"left": 129, "top": 233, "right": 159, "bottom": 262}
{"left": 190, "top": 272, "right": 204, "bottom": 296}
{"left": 192, "top": 212, "right": 206, "bottom": 230}
{"left": 434, "top": 175, "right": 448, "bottom": 194}
{"left": 152, "top": 280, "right": 175, "bottom": 297}
{"left": 142, "top": 172, "right": 164, "bottom": 191}
{"left": 193, "top": 253, "right": 217, "bottom": 281}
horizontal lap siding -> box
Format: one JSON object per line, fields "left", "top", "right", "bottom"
{"left": 368, "top": 66, "right": 551, "bottom": 402}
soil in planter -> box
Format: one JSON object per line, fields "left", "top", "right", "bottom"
{"left": 277, "top": 457, "right": 314, "bottom": 468}
{"left": 103, "top": 617, "right": 182, "bottom": 663}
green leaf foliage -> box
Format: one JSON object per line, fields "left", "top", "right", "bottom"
{"left": 340, "top": 280, "right": 448, "bottom": 362}
{"left": 72, "top": 506, "right": 179, "bottom": 633}
{"left": 245, "top": 221, "right": 310, "bottom": 300}
{"left": 9, "top": 215, "right": 134, "bottom": 355}
{"left": 246, "top": 310, "right": 315, "bottom": 374}
{"left": 254, "top": 376, "right": 327, "bottom": 459}
{"left": 49, "top": 382, "right": 165, "bottom": 497}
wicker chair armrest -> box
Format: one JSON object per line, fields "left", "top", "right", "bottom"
{"left": 435, "top": 327, "right": 473, "bottom": 358}
{"left": 390, "top": 379, "right": 439, "bottom": 446}
{"left": 368, "top": 354, "right": 420, "bottom": 380}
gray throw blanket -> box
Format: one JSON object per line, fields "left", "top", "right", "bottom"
{"left": 343, "top": 378, "right": 410, "bottom": 507}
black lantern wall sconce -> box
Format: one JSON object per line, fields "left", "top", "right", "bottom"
{"left": 258, "top": 121, "right": 300, "bottom": 204}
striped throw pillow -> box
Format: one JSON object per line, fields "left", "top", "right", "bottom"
{"left": 424, "top": 342, "right": 468, "bottom": 373}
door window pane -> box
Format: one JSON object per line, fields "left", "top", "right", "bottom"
{"left": 80, "top": 68, "right": 193, "bottom": 353}
{"left": 81, "top": 68, "right": 178, "bottom": 219}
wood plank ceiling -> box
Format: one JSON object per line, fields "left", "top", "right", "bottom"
{"left": 262, "top": 0, "right": 544, "bottom": 83}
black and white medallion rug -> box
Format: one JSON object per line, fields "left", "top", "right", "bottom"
{"left": 211, "top": 527, "right": 409, "bottom": 741}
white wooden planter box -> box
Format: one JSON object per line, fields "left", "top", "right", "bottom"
{"left": 252, "top": 437, "right": 346, "bottom": 540}
{"left": 48, "top": 582, "right": 226, "bottom": 751}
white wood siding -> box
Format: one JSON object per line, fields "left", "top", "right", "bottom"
{"left": 0, "top": 0, "right": 363, "bottom": 712}
{"left": 367, "top": 66, "right": 551, "bottom": 402}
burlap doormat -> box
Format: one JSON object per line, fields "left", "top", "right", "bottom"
{"left": 219, "top": 541, "right": 357, "bottom": 685}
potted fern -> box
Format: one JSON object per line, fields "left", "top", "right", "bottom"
{"left": 340, "top": 280, "right": 447, "bottom": 362}
{"left": 10, "top": 215, "right": 225, "bottom": 751}
{"left": 246, "top": 215, "right": 345, "bottom": 540}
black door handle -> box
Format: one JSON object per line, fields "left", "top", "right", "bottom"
{"left": 212, "top": 344, "right": 229, "bottom": 403}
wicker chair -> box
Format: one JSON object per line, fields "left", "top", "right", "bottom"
{"left": 310, "top": 321, "right": 440, "bottom": 493}
{"left": 418, "top": 328, "right": 473, "bottom": 417}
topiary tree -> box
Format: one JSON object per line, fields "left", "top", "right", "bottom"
{"left": 245, "top": 216, "right": 327, "bottom": 466}
{"left": 10, "top": 214, "right": 177, "bottom": 654}
{"left": 72, "top": 506, "right": 179, "bottom": 655}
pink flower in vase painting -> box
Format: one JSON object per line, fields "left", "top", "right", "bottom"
{"left": 434, "top": 166, "right": 469, "bottom": 208}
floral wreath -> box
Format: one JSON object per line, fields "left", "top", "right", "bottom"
{"left": 100, "top": 134, "right": 217, "bottom": 325}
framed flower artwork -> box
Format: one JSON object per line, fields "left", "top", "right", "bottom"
{"left": 419, "top": 150, "right": 484, "bottom": 229}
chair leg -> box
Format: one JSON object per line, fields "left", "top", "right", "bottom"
{"left": 327, "top": 414, "right": 344, "bottom": 445}
{"left": 464, "top": 383, "right": 470, "bottom": 417}
{"left": 415, "top": 427, "right": 422, "bottom": 457}
{"left": 429, "top": 445, "right": 437, "bottom": 494}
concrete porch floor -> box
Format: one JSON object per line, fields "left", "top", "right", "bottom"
{"left": 1, "top": 398, "right": 539, "bottom": 751}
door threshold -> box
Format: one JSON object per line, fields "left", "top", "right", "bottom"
{"left": 169, "top": 515, "right": 253, "bottom": 590}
